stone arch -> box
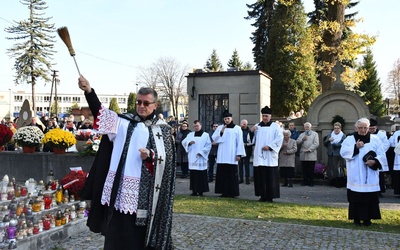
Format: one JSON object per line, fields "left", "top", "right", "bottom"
{"left": 307, "top": 89, "right": 370, "bottom": 133}
{"left": 306, "top": 89, "right": 370, "bottom": 166}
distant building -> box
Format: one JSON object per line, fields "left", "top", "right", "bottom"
{"left": 186, "top": 70, "right": 272, "bottom": 128}
{"left": 0, "top": 90, "right": 129, "bottom": 120}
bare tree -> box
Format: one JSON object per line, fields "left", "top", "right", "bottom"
{"left": 386, "top": 59, "right": 400, "bottom": 108}
{"left": 138, "top": 57, "right": 188, "bottom": 118}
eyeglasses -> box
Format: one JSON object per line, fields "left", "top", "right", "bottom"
{"left": 213, "top": 125, "right": 218, "bottom": 127}
{"left": 136, "top": 100, "right": 156, "bottom": 106}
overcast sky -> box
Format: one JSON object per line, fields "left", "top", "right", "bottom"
{"left": 0, "top": 0, "right": 398, "bottom": 97}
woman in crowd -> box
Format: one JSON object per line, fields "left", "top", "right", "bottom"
{"left": 175, "top": 122, "right": 191, "bottom": 178}
{"left": 79, "top": 119, "right": 93, "bottom": 130}
{"left": 324, "top": 122, "right": 346, "bottom": 186}
{"left": 63, "top": 118, "right": 76, "bottom": 132}
{"left": 340, "top": 118, "right": 386, "bottom": 226}
{"left": 296, "top": 122, "right": 319, "bottom": 186}
{"left": 279, "top": 130, "right": 297, "bottom": 187}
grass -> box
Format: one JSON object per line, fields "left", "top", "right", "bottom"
{"left": 173, "top": 194, "right": 400, "bottom": 234}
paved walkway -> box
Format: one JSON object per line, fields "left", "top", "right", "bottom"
{"left": 52, "top": 178, "right": 400, "bottom": 250}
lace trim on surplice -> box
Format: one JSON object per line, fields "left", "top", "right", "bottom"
{"left": 101, "top": 170, "right": 141, "bottom": 214}
{"left": 95, "top": 105, "right": 118, "bottom": 135}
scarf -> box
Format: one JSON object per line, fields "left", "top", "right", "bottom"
{"left": 330, "top": 130, "right": 344, "bottom": 144}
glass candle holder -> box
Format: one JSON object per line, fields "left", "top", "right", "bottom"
{"left": 43, "top": 195, "right": 52, "bottom": 210}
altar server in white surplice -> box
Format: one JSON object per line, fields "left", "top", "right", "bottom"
{"left": 182, "top": 120, "right": 211, "bottom": 196}
{"left": 252, "top": 106, "right": 283, "bottom": 202}
{"left": 340, "top": 118, "right": 386, "bottom": 226}
{"left": 212, "top": 111, "right": 246, "bottom": 198}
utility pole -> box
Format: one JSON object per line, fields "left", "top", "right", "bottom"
{"left": 49, "top": 70, "right": 59, "bottom": 117}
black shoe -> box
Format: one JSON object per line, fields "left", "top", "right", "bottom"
{"left": 300, "top": 182, "right": 306, "bottom": 186}
{"left": 190, "top": 192, "right": 197, "bottom": 196}
{"left": 246, "top": 181, "right": 250, "bottom": 185}
{"left": 288, "top": 183, "right": 293, "bottom": 188}
{"left": 198, "top": 192, "right": 203, "bottom": 196}
{"left": 239, "top": 181, "right": 244, "bottom": 184}
{"left": 354, "top": 219, "right": 361, "bottom": 226}
{"left": 308, "top": 183, "right": 314, "bottom": 187}
{"left": 363, "top": 220, "right": 372, "bottom": 226}
{"left": 208, "top": 179, "right": 213, "bottom": 183}
{"left": 282, "top": 183, "right": 288, "bottom": 187}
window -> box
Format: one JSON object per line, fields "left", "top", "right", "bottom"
{"left": 14, "top": 96, "right": 23, "bottom": 102}
{"left": 198, "top": 94, "right": 229, "bottom": 130}
{"left": 72, "top": 97, "right": 81, "bottom": 102}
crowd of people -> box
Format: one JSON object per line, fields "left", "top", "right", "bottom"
{"left": 171, "top": 111, "right": 400, "bottom": 230}
{"left": 2, "top": 113, "right": 94, "bottom": 152}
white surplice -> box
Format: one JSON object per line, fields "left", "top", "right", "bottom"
{"left": 182, "top": 132, "right": 212, "bottom": 170}
{"left": 253, "top": 123, "right": 284, "bottom": 167}
{"left": 212, "top": 124, "right": 245, "bottom": 164}
{"left": 340, "top": 134, "right": 387, "bottom": 192}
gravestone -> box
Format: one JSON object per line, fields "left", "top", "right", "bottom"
{"left": 306, "top": 63, "right": 370, "bottom": 165}
{"left": 16, "top": 100, "right": 33, "bottom": 128}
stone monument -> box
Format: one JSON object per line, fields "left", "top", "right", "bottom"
{"left": 306, "top": 63, "right": 370, "bottom": 164}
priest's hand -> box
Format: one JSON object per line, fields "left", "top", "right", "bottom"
{"left": 189, "top": 141, "right": 195, "bottom": 145}
{"left": 78, "top": 76, "right": 92, "bottom": 94}
{"left": 139, "top": 148, "right": 150, "bottom": 160}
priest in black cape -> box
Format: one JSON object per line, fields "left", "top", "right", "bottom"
{"left": 78, "top": 76, "right": 176, "bottom": 250}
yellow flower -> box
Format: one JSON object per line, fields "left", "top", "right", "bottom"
{"left": 42, "top": 128, "right": 76, "bottom": 149}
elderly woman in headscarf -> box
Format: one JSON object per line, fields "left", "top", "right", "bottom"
{"left": 324, "top": 122, "right": 346, "bottom": 186}
{"left": 340, "top": 118, "right": 386, "bottom": 226}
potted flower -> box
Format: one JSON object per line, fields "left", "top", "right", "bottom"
{"left": 74, "top": 129, "right": 93, "bottom": 152}
{"left": 0, "top": 124, "right": 13, "bottom": 151}
{"left": 13, "top": 126, "right": 44, "bottom": 153}
{"left": 78, "top": 136, "right": 101, "bottom": 156}
{"left": 42, "top": 128, "right": 76, "bottom": 154}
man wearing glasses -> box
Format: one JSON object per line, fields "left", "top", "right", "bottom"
{"left": 77, "top": 76, "right": 175, "bottom": 249}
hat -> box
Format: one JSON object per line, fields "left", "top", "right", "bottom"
{"left": 261, "top": 106, "right": 272, "bottom": 115}
{"left": 369, "top": 118, "right": 378, "bottom": 127}
{"left": 222, "top": 110, "right": 232, "bottom": 118}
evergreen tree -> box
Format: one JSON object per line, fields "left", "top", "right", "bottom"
{"left": 205, "top": 49, "right": 223, "bottom": 72}
{"left": 109, "top": 98, "right": 121, "bottom": 114}
{"left": 5, "top": 0, "right": 56, "bottom": 114}
{"left": 357, "top": 49, "right": 385, "bottom": 116}
{"left": 242, "top": 62, "right": 254, "bottom": 71}
{"left": 227, "top": 49, "right": 243, "bottom": 70}
{"left": 50, "top": 100, "right": 61, "bottom": 117}
{"left": 245, "top": 0, "right": 275, "bottom": 70}
{"left": 265, "top": 0, "right": 318, "bottom": 116}
{"left": 66, "top": 102, "right": 79, "bottom": 116}
{"left": 127, "top": 92, "right": 137, "bottom": 114}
